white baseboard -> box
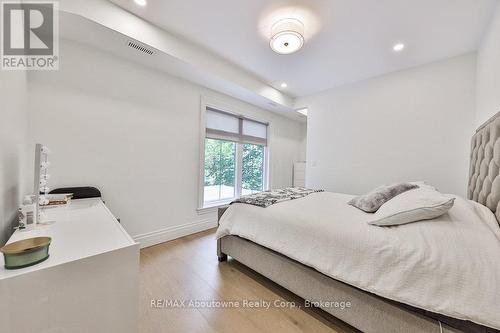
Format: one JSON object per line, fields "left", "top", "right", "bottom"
{"left": 133, "top": 217, "right": 217, "bottom": 249}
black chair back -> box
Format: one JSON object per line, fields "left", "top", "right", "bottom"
{"left": 49, "top": 187, "right": 102, "bottom": 199}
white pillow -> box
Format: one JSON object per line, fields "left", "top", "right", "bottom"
{"left": 368, "top": 187, "right": 455, "bottom": 226}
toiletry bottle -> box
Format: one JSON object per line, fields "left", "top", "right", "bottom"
{"left": 21, "top": 196, "right": 37, "bottom": 231}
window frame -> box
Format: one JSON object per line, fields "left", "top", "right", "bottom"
{"left": 198, "top": 97, "right": 270, "bottom": 210}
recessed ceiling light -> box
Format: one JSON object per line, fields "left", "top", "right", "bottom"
{"left": 296, "top": 108, "right": 308, "bottom": 116}
{"left": 280, "top": 82, "right": 288, "bottom": 88}
{"left": 134, "top": 0, "right": 147, "bottom": 6}
{"left": 270, "top": 18, "right": 305, "bottom": 54}
{"left": 393, "top": 43, "right": 405, "bottom": 52}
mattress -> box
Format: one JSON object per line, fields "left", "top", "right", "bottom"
{"left": 216, "top": 191, "right": 500, "bottom": 330}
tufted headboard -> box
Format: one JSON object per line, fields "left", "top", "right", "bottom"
{"left": 468, "top": 111, "right": 500, "bottom": 223}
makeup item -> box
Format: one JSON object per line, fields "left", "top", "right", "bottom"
{"left": 18, "top": 205, "right": 35, "bottom": 231}
{"left": 18, "top": 197, "right": 37, "bottom": 231}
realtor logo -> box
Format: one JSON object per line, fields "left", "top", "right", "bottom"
{"left": 1, "top": 1, "right": 59, "bottom": 70}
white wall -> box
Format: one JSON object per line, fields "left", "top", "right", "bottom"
{"left": 296, "top": 54, "right": 476, "bottom": 197}
{"left": 27, "top": 40, "right": 304, "bottom": 247}
{"left": 0, "top": 71, "right": 28, "bottom": 245}
{"left": 476, "top": 2, "right": 500, "bottom": 126}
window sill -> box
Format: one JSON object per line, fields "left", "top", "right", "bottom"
{"left": 197, "top": 201, "right": 231, "bottom": 215}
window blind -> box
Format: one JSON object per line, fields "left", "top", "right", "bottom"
{"left": 206, "top": 107, "right": 268, "bottom": 145}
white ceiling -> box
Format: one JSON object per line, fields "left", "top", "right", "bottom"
{"left": 109, "top": 0, "right": 498, "bottom": 97}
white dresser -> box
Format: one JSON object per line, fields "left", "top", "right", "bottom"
{"left": 0, "top": 198, "right": 139, "bottom": 333}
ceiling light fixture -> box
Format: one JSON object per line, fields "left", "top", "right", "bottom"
{"left": 270, "top": 18, "right": 304, "bottom": 55}
{"left": 134, "top": 0, "right": 147, "bottom": 6}
{"left": 393, "top": 43, "right": 405, "bottom": 52}
{"left": 280, "top": 82, "right": 288, "bottom": 88}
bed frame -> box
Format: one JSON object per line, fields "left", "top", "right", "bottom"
{"left": 217, "top": 111, "right": 500, "bottom": 333}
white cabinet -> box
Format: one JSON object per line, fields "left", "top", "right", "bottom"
{"left": 0, "top": 198, "right": 139, "bottom": 333}
{"left": 293, "top": 161, "right": 306, "bottom": 187}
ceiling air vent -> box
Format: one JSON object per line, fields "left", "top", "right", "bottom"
{"left": 127, "top": 41, "right": 154, "bottom": 55}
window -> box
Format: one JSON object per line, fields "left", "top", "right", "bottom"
{"left": 203, "top": 138, "right": 236, "bottom": 202}
{"left": 241, "top": 143, "right": 265, "bottom": 195}
{"left": 202, "top": 106, "right": 268, "bottom": 207}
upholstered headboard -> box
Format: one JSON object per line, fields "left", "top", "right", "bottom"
{"left": 468, "top": 111, "right": 500, "bottom": 222}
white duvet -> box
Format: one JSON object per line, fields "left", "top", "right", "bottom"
{"left": 216, "top": 192, "right": 500, "bottom": 329}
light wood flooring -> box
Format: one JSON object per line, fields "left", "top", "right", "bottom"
{"left": 139, "top": 229, "right": 357, "bottom": 333}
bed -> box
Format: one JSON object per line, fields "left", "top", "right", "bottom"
{"left": 216, "top": 111, "right": 500, "bottom": 333}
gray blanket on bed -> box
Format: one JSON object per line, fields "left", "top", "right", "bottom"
{"left": 230, "top": 187, "right": 324, "bottom": 208}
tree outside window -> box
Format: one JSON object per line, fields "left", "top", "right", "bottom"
{"left": 204, "top": 139, "right": 265, "bottom": 203}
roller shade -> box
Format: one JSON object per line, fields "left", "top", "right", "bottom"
{"left": 206, "top": 107, "right": 268, "bottom": 145}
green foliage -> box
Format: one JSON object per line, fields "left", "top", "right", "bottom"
{"left": 204, "top": 139, "right": 264, "bottom": 192}
{"left": 204, "top": 139, "right": 235, "bottom": 187}
{"left": 242, "top": 143, "right": 264, "bottom": 191}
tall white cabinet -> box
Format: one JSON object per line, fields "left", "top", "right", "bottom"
{"left": 293, "top": 161, "right": 306, "bottom": 187}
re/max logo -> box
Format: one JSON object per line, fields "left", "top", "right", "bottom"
{"left": 151, "top": 299, "right": 186, "bottom": 308}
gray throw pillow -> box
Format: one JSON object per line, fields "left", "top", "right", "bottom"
{"left": 348, "top": 183, "right": 419, "bottom": 213}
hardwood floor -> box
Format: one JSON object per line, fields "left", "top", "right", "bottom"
{"left": 139, "top": 229, "right": 357, "bottom": 333}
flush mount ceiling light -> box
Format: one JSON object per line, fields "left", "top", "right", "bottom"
{"left": 270, "top": 18, "right": 305, "bottom": 54}
{"left": 280, "top": 82, "right": 288, "bottom": 88}
{"left": 134, "top": 0, "right": 147, "bottom": 6}
{"left": 393, "top": 43, "right": 405, "bottom": 52}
